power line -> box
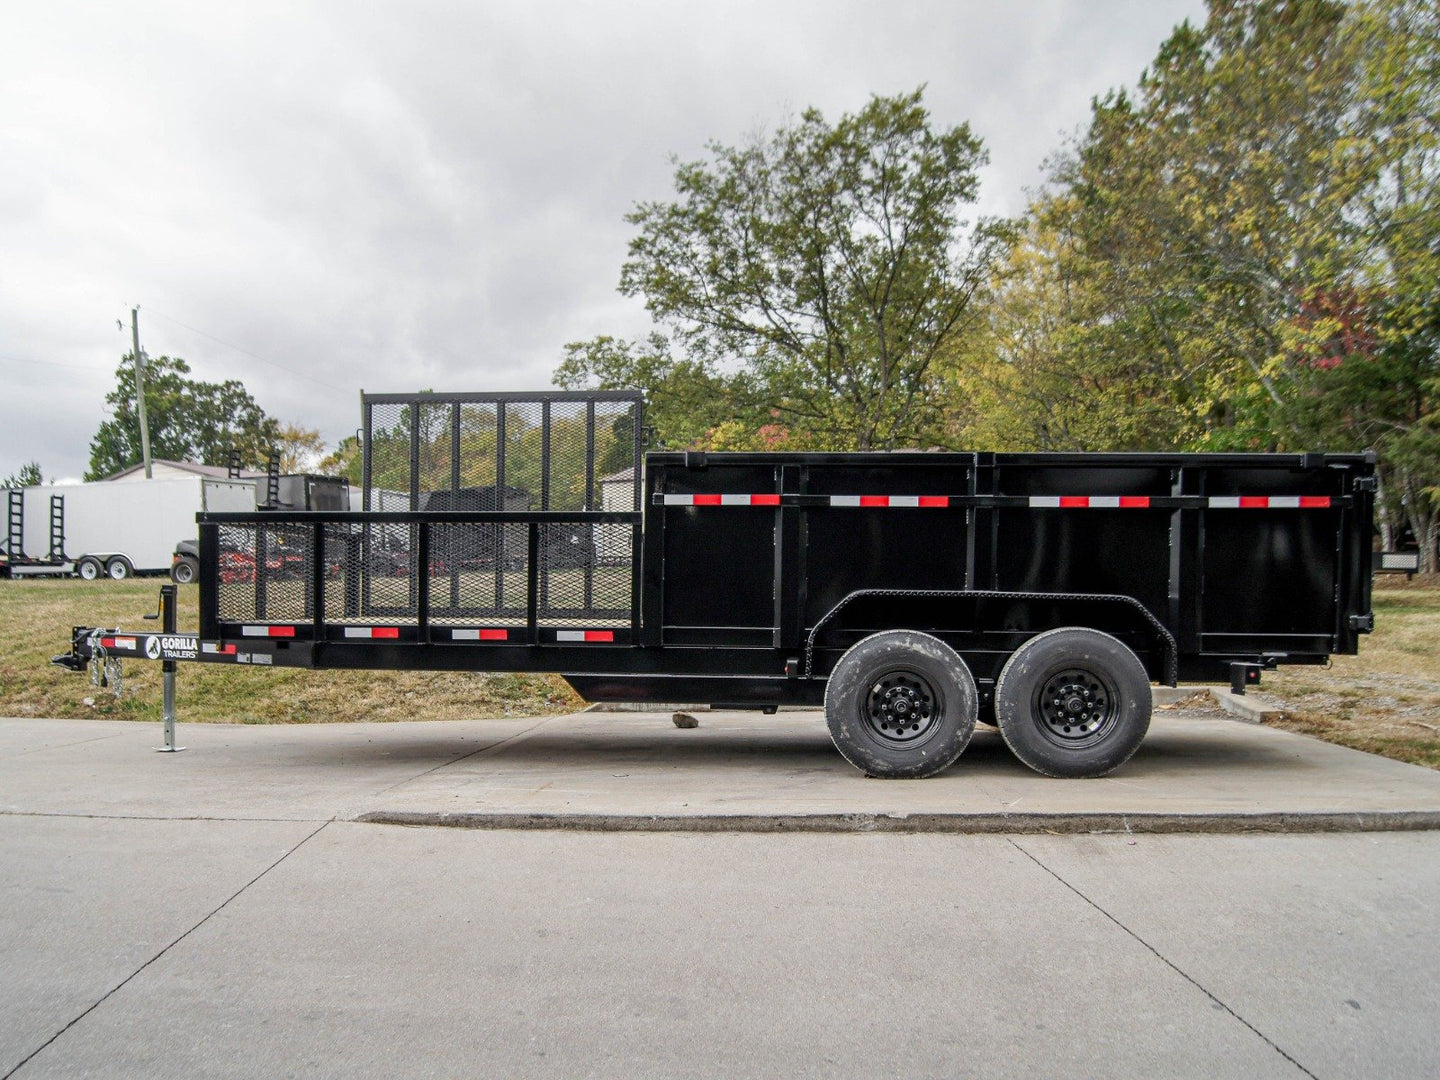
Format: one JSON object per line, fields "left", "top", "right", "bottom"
{"left": 0, "top": 354, "right": 112, "bottom": 374}
{"left": 143, "top": 307, "right": 349, "bottom": 393}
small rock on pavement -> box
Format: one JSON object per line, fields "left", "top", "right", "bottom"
{"left": 672, "top": 712, "right": 700, "bottom": 729}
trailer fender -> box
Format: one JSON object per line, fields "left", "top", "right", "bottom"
{"left": 804, "top": 588, "right": 1178, "bottom": 686}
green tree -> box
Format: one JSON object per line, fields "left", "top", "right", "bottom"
{"left": 2, "top": 461, "right": 43, "bottom": 488}
{"left": 556, "top": 334, "right": 762, "bottom": 450}
{"left": 85, "top": 354, "right": 282, "bottom": 480}
{"left": 575, "top": 89, "right": 1002, "bottom": 450}
{"left": 274, "top": 423, "right": 327, "bottom": 474}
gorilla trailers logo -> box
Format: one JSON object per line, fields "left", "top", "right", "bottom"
{"left": 145, "top": 637, "right": 162, "bottom": 660}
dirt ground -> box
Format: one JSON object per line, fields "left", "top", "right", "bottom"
{"left": 1262, "top": 578, "right": 1440, "bottom": 769}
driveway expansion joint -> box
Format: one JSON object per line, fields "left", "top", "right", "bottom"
{"left": 0, "top": 818, "right": 334, "bottom": 1080}
{"left": 1008, "top": 837, "right": 1320, "bottom": 1080}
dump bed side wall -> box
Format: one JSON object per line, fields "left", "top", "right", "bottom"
{"left": 645, "top": 451, "right": 1375, "bottom": 686}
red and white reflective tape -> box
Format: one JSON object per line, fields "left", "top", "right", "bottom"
{"left": 827, "top": 495, "right": 949, "bottom": 508}
{"left": 1029, "top": 496, "right": 1152, "bottom": 509}
{"left": 1208, "top": 496, "right": 1331, "bottom": 509}
{"left": 201, "top": 643, "right": 238, "bottom": 655}
{"left": 556, "top": 629, "right": 615, "bottom": 643}
{"left": 451, "top": 628, "right": 510, "bottom": 642}
{"left": 662, "top": 493, "right": 781, "bottom": 506}
{"left": 342, "top": 626, "right": 401, "bottom": 640}
{"left": 240, "top": 625, "right": 296, "bottom": 638}
{"left": 100, "top": 636, "right": 136, "bottom": 650}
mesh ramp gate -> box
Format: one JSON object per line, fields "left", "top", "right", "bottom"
{"left": 211, "top": 391, "right": 643, "bottom": 635}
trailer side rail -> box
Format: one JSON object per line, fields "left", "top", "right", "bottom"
{"left": 199, "top": 509, "right": 641, "bottom": 647}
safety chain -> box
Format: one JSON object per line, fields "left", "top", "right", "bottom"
{"left": 87, "top": 629, "right": 123, "bottom": 700}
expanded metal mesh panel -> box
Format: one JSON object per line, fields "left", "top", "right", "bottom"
{"left": 213, "top": 393, "right": 642, "bottom": 632}
{"left": 215, "top": 523, "right": 315, "bottom": 623}
{"left": 416, "top": 400, "right": 454, "bottom": 503}
{"left": 427, "top": 522, "right": 530, "bottom": 624}
{"left": 547, "top": 401, "right": 589, "bottom": 511}
{"left": 367, "top": 402, "right": 412, "bottom": 507}
{"left": 364, "top": 393, "right": 641, "bottom": 513}
{"left": 537, "top": 522, "right": 631, "bottom": 626}
{"left": 311, "top": 521, "right": 417, "bottom": 624}
{"left": 458, "top": 403, "right": 498, "bottom": 489}
{"left": 593, "top": 399, "right": 639, "bottom": 511}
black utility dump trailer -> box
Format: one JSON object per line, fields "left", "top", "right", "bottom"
{"left": 55, "top": 390, "right": 1377, "bottom": 779}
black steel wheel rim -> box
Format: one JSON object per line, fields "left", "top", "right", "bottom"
{"left": 863, "top": 668, "right": 942, "bottom": 746}
{"left": 1032, "top": 666, "right": 1120, "bottom": 747}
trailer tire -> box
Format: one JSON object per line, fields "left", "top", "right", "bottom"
{"left": 995, "top": 627, "right": 1151, "bottom": 778}
{"left": 171, "top": 556, "right": 198, "bottom": 584}
{"left": 106, "top": 557, "right": 133, "bottom": 581}
{"left": 825, "top": 630, "right": 977, "bottom": 779}
{"left": 76, "top": 557, "right": 103, "bottom": 581}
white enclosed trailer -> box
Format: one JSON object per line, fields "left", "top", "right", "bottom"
{"left": 7, "top": 477, "right": 256, "bottom": 579}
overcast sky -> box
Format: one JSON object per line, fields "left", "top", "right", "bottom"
{"left": 1, "top": 0, "right": 1205, "bottom": 482}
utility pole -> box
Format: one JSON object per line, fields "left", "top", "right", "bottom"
{"left": 131, "top": 307, "right": 153, "bottom": 479}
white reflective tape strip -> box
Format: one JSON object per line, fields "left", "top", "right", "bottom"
{"left": 1030, "top": 496, "right": 1062, "bottom": 508}
{"left": 662, "top": 494, "right": 693, "bottom": 506}
{"left": 1269, "top": 496, "right": 1300, "bottom": 509}
{"left": 829, "top": 495, "right": 861, "bottom": 507}
{"left": 1381, "top": 554, "right": 1419, "bottom": 569}
{"left": 555, "top": 630, "right": 586, "bottom": 642}
{"left": 1089, "top": 496, "right": 1120, "bottom": 508}
{"left": 241, "top": 626, "right": 269, "bottom": 637}
{"left": 1209, "top": 497, "right": 1242, "bottom": 509}
{"left": 451, "top": 629, "right": 481, "bottom": 640}
{"left": 719, "top": 494, "right": 748, "bottom": 505}
{"left": 889, "top": 496, "right": 919, "bottom": 508}
{"left": 343, "top": 627, "right": 372, "bottom": 639}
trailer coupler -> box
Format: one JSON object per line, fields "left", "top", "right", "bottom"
{"left": 51, "top": 626, "right": 103, "bottom": 673}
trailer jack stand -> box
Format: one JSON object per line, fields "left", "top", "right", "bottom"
{"left": 146, "top": 584, "right": 185, "bottom": 753}
{"left": 1230, "top": 662, "right": 1262, "bottom": 695}
{"left": 1229, "top": 657, "right": 1281, "bottom": 696}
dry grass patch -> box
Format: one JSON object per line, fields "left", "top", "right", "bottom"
{"left": 0, "top": 577, "right": 581, "bottom": 724}
{"left": 1264, "top": 583, "right": 1440, "bottom": 769}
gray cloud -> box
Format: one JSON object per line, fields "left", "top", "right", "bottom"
{"left": 0, "top": 0, "right": 1203, "bottom": 481}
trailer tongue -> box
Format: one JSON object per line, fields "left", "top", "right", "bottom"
{"left": 53, "top": 389, "right": 1377, "bottom": 779}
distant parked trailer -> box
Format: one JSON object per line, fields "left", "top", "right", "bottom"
{"left": 8, "top": 477, "right": 256, "bottom": 579}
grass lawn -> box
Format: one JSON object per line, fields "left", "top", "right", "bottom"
{"left": 0, "top": 577, "right": 581, "bottom": 724}
{"left": 3, "top": 577, "right": 1437, "bottom": 771}
{"left": 1263, "top": 580, "right": 1440, "bottom": 769}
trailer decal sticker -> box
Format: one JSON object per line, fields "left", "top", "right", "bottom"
{"left": 451, "top": 628, "right": 510, "bottom": 641}
{"left": 146, "top": 635, "right": 199, "bottom": 661}
{"left": 201, "top": 643, "right": 238, "bottom": 655}
{"left": 343, "top": 627, "right": 401, "bottom": 639}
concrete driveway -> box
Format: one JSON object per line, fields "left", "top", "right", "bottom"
{"left": 3, "top": 709, "right": 1438, "bottom": 1078}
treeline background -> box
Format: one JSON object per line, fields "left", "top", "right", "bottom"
{"left": 557, "top": 0, "right": 1439, "bottom": 568}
